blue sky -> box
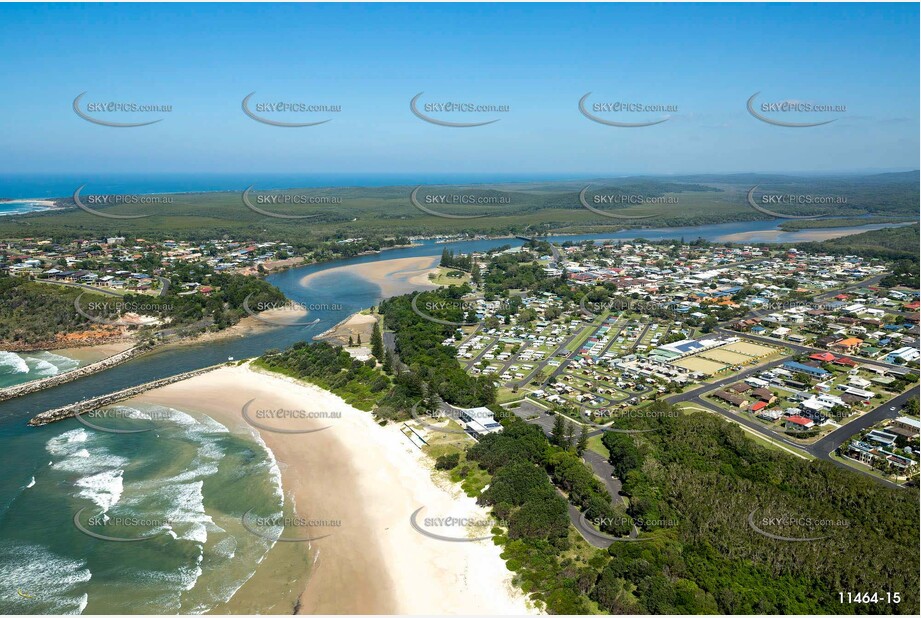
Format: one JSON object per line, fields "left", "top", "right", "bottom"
{"left": 0, "top": 2, "right": 917, "bottom": 176}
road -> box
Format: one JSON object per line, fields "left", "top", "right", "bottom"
{"left": 37, "top": 279, "right": 121, "bottom": 296}
{"left": 715, "top": 328, "right": 910, "bottom": 376}
{"left": 668, "top": 374, "right": 917, "bottom": 489}
{"left": 509, "top": 399, "right": 634, "bottom": 547}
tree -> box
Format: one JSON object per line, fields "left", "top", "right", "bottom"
{"left": 551, "top": 413, "right": 566, "bottom": 447}
{"left": 348, "top": 335, "right": 353, "bottom": 346}
{"left": 564, "top": 420, "right": 576, "bottom": 450}
{"left": 371, "top": 320, "right": 384, "bottom": 359}
{"left": 382, "top": 349, "right": 393, "bottom": 374}
{"left": 577, "top": 425, "right": 588, "bottom": 455}
{"left": 356, "top": 333, "right": 362, "bottom": 345}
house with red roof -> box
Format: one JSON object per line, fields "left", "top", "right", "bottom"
{"left": 810, "top": 352, "right": 837, "bottom": 363}
{"left": 785, "top": 416, "right": 815, "bottom": 431}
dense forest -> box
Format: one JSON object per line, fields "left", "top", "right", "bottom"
{"left": 255, "top": 340, "right": 392, "bottom": 411}
{"left": 0, "top": 269, "right": 286, "bottom": 348}
{"left": 3, "top": 174, "right": 915, "bottom": 246}
{"left": 450, "top": 402, "right": 920, "bottom": 614}
{"left": 798, "top": 224, "right": 920, "bottom": 261}
{"left": 379, "top": 289, "right": 497, "bottom": 407}
{"left": 0, "top": 276, "right": 119, "bottom": 346}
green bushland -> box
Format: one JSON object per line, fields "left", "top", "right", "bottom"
{"left": 0, "top": 266, "right": 286, "bottom": 347}
{"left": 458, "top": 401, "right": 919, "bottom": 614}
{"left": 2, "top": 174, "right": 915, "bottom": 247}
{"left": 0, "top": 276, "right": 117, "bottom": 346}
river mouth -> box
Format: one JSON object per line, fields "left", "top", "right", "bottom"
{"left": 1, "top": 218, "right": 916, "bottom": 422}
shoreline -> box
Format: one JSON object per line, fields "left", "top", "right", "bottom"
{"left": 131, "top": 363, "right": 536, "bottom": 615}
{"left": 299, "top": 255, "right": 440, "bottom": 298}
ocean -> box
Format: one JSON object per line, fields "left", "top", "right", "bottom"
{"left": 0, "top": 351, "right": 82, "bottom": 390}
{"left": 0, "top": 189, "right": 915, "bottom": 613}
{"left": 0, "top": 172, "right": 577, "bottom": 201}
{"left": 0, "top": 403, "right": 284, "bottom": 614}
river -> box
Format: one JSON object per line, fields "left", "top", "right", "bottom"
{"left": 0, "top": 218, "right": 914, "bottom": 422}
{"left": 0, "top": 216, "right": 913, "bottom": 613}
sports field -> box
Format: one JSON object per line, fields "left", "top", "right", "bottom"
{"left": 673, "top": 356, "right": 728, "bottom": 376}
{"left": 721, "top": 341, "right": 777, "bottom": 358}
{"left": 699, "top": 349, "right": 754, "bottom": 365}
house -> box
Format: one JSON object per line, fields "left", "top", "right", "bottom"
{"left": 865, "top": 430, "right": 898, "bottom": 448}
{"left": 714, "top": 391, "right": 748, "bottom": 408}
{"left": 892, "top": 417, "right": 921, "bottom": 437}
{"left": 885, "top": 347, "right": 920, "bottom": 365}
{"left": 810, "top": 352, "right": 836, "bottom": 363}
{"left": 457, "top": 407, "right": 503, "bottom": 438}
{"left": 783, "top": 361, "right": 829, "bottom": 378}
{"left": 728, "top": 381, "right": 750, "bottom": 394}
{"left": 750, "top": 401, "right": 768, "bottom": 413}
{"left": 751, "top": 387, "right": 776, "bottom": 404}
{"left": 830, "top": 337, "right": 863, "bottom": 353}
{"left": 785, "top": 416, "right": 815, "bottom": 431}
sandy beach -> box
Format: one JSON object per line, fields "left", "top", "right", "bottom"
{"left": 133, "top": 363, "right": 535, "bottom": 615}
{"left": 716, "top": 223, "right": 915, "bottom": 244}
{"left": 51, "top": 340, "right": 134, "bottom": 364}
{"left": 316, "top": 311, "right": 377, "bottom": 350}
{"left": 180, "top": 306, "right": 310, "bottom": 345}
{"left": 300, "top": 255, "right": 440, "bottom": 298}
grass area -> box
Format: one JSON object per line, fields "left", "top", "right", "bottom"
{"left": 565, "top": 314, "right": 608, "bottom": 353}
{"left": 496, "top": 386, "right": 525, "bottom": 403}
{"left": 428, "top": 267, "right": 471, "bottom": 286}
{"left": 453, "top": 462, "right": 491, "bottom": 497}
{"left": 586, "top": 434, "right": 610, "bottom": 458}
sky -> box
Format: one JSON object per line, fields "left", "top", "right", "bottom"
{"left": 0, "top": 2, "right": 918, "bottom": 177}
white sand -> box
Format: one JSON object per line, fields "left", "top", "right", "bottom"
{"left": 134, "top": 363, "right": 537, "bottom": 615}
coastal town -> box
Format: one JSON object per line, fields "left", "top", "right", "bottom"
{"left": 4, "top": 233, "right": 919, "bottom": 485}
{"left": 1, "top": 2, "right": 918, "bottom": 616}
{"left": 413, "top": 239, "right": 920, "bottom": 482}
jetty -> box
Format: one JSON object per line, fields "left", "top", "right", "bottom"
{"left": 0, "top": 344, "right": 148, "bottom": 403}
{"left": 28, "top": 364, "right": 225, "bottom": 426}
